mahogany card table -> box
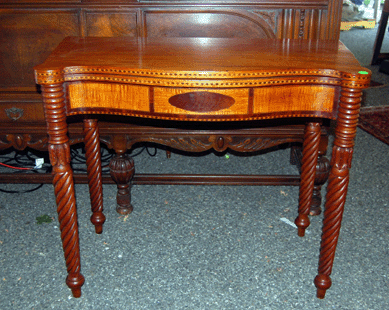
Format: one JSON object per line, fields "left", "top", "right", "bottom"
{"left": 34, "top": 36, "right": 371, "bottom": 299}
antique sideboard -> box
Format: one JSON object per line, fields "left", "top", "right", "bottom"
{"left": 0, "top": 0, "right": 343, "bottom": 213}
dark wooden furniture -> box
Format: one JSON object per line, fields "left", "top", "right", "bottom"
{"left": 35, "top": 36, "right": 370, "bottom": 299}
{"left": 1, "top": 0, "right": 344, "bottom": 215}
{"left": 371, "top": 0, "right": 389, "bottom": 65}
{"left": 359, "top": 105, "right": 389, "bottom": 145}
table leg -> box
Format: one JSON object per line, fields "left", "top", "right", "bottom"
{"left": 295, "top": 122, "right": 321, "bottom": 237}
{"left": 42, "top": 83, "right": 84, "bottom": 298}
{"left": 83, "top": 119, "right": 106, "bottom": 234}
{"left": 290, "top": 132, "right": 330, "bottom": 216}
{"left": 314, "top": 86, "right": 362, "bottom": 298}
{"left": 310, "top": 136, "right": 330, "bottom": 216}
{"left": 109, "top": 135, "right": 134, "bottom": 215}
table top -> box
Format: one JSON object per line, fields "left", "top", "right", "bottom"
{"left": 35, "top": 36, "right": 370, "bottom": 83}
{"left": 34, "top": 36, "right": 371, "bottom": 122}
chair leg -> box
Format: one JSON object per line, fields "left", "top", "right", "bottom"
{"left": 314, "top": 85, "right": 361, "bottom": 298}
{"left": 42, "top": 83, "right": 84, "bottom": 298}
{"left": 83, "top": 119, "right": 106, "bottom": 234}
{"left": 295, "top": 122, "right": 321, "bottom": 237}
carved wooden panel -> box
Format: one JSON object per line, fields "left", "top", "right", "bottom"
{"left": 82, "top": 9, "right": 138, "bottom": 37}
{"left": 279, "top": 8, "right": 329, "bottom": 39}
{"left": 0, "top": 9, "right": 80, "bottom": 91}
{"left": 143, "top": 10, "right": 278, "bottom": 38}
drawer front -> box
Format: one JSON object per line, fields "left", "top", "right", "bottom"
{"left": 67, "top": 82, "right": 337, "bottom": 120}
{"left": 0, "top": 102, "right": 45, "bottom": 123}
{"left": 253, "top": 85, "right": 336, "bottom": 115}
{"left": 153, "top": 88, "right": 250, "bottom": 116}
{"left": 68, "top": 83, "right": 251, "bottom": 117}
{"left": 68, "top": 82, "right": 150, "bottom": 112}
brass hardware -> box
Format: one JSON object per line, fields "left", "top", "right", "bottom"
{"left": 5, "top": 107, "right": 24, "bottom": 121}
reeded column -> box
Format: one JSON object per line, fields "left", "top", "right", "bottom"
{"left": 295, "top": 122, "right": 321, "bottom": 237}
{"left": 314, "top": 85, "right": 362, "bottom": 299}
{"left": 42, "top": 83, "right": 84, "bottom": 298}
{"left": 83, "top": 119, "right": 106, "bottom": 234}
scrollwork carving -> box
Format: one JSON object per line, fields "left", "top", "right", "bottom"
{"left": 252, "top": 11, "right": 277, "bottom": 31}
{"left": 4, "top": 134, "right": 31, "bottom": 150}
{"left": 99, "top": 135, "right": 115, "bottom": 150}
{"left": 0, "top": 134, "right": 84, "bottom": 152}
{"left": 48, "top": 143, "right": 72, "bottom": 170}
{"left": 225, "top": 136, "right": 296, "bottom": 153}
{"left": 138, "top": 136, "right": 213, "bottom": 152}
{"left": 0, "top": 134, "right": 48, "bottom": 151}
{"left": 123, "top": 134, "right": 299, "bottom": 154}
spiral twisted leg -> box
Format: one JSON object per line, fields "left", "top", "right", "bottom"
{"left": 314, "top": 86, "right": 362, "bottom": 299}
{"left": 83, "top": 119, "right": 106, "bottom": 234}
{"left": 42, "top": 83, "right": 84, "bottom": 298}
{"left": 310, "top": 133, "right": 330, "bottom": 216}
{"left": 295, "top": 122, "right": 321, "bottom": 237}
{"left": 290, "top": 131, "right": 330, "bottom": 216}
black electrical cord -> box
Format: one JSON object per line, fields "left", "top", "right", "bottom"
{"left": 0, "top": 145, "right": 158, "bottom": 194}
{"left": 129, "top": 146, "right": 158, "bottom": 157}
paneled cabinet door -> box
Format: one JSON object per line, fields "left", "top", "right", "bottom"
{"left": 0, "top": 9, "right": 80, "bottom": 91}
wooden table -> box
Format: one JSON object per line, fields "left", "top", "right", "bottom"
{"left": 34, "top": 36, "right": 371, "bottom": 299}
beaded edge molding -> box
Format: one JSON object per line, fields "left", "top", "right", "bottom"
{"left": 35, "top": 72, "right": 370, "bottom": 89}
{"left": 67, "top": 108, "right": 335, "bottom": 122}
{"left": 62, "top": 67, "right": 342, "bottom": 78}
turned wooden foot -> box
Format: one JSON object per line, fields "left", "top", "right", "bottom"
{"left": 314, "top": 274, "right": 332, "bottom": 299}
{"left": 83, "top": 119, "right": 106, "bottom": 234}
{"left": 109, "top": 153, "right": 135, "bottom": 214}
{"left": 66, "top": 273, "right": 85, "bottom": 298}
{"left": 295, "top": 122, "right": 321, "bottom": 237}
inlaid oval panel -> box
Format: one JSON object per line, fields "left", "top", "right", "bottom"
{"left": 168, "top": 91, "right": 235, "bottom": 113}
